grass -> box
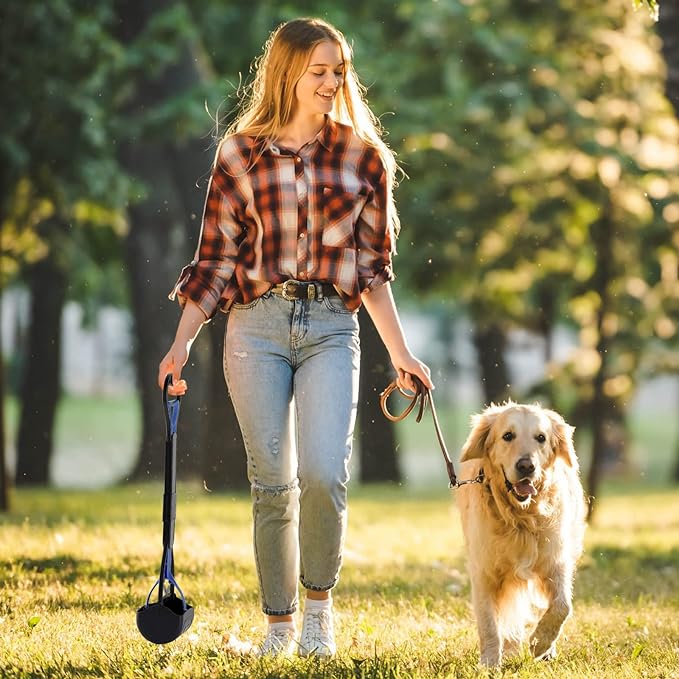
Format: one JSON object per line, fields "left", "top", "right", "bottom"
{"left": 2, "top": 392, "right": 679, "bottom": 676}
{"left": 1, "top": 483, "right": 679, "bottom": 678}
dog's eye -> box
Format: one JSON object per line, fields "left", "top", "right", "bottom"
{"left": 502, "top": 432, "right": 515, "bottom": 442}
{"left": 536, "top": 433, "right": 546, "bottom": 443}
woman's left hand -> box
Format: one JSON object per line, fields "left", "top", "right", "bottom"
{"left": 359, "top": 282, "right": 434, "bottom": 393}
{"left": 392, "top": 353, "right": 433, "bottom": 393}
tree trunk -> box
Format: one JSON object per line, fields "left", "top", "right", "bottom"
{"left": 113, "top": 0, "right": 243, "bottom": 482}
{"left": 658, "top": 1, "right": 679, "bottom": 483}
{"left": 0, "top": 287, "right": 8, "bottom": 510}
{"left": 15, "top": 233, "right": 68, "bottom": 486}
{"left": 658, "top": 1, "right": 679, "bottom": 120}
{"left": 202, "top": 315, "right": 247, "bottom": 490}
{"left": 586, "top": 207, "right": 618, "bottom": 520}
{"left": 122, "top": 188, "right": 207, "bottom": 480}
{"left": 536, "top": 285, "right": 556, "bottom": 366}
{"left": 586, "top": 347, "right": 610, "bottom": 521}
{"left": 472, "top": 319, "right": 511, "bottom": 405}
{"left": 357, "top": 306, "right": 400, "bottom": 483}
{"left": 675, "top": 378, "right": 679, "bottom": 482}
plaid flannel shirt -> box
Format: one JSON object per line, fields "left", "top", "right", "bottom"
{"left": 169, "top": 117, "right": 395, "bottom": 318}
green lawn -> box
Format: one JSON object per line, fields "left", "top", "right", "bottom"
{"left": 1, "top": 483, "right": 678, "bottom": 678}
{"left": 3, "top": 393, "right": 679, "bottom": 676}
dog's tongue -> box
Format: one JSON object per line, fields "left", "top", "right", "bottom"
{"left": 514, "top": 480, "right": 537, "bottom": 497}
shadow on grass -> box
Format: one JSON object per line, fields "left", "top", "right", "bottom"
{"left": 0, "top": 555, "right": 149, "bottom": 582}
{"left": 577, "top": 543, "right": 679, "bottom": 604}
{"left": 0, "top": 555, "right": 255, "bottom": 613}
{"left": 340, "top": 557, "right": 470, "bottom": 606}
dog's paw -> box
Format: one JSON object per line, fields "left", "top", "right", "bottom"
{"left": 531, "top": 636, "right": 557, "bottom": 660}
{"left": 479, "top": 649, "right": 502, "bottom": 668}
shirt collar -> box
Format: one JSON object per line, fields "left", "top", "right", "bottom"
{"left": 317, "top": 116, "right": 337, "bottom": 151}
{"left": 266, "top": 116, "right": 339, "bottom": 156}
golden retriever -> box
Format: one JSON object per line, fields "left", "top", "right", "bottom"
{"left": 456, "top": 402, "right": 586, "bottom": 667}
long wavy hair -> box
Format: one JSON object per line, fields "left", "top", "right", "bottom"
{"left": 222, "top": 17, "right": 401, "bottom": 236}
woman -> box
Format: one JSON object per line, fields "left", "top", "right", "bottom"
{"left": 158, "top": 17, "right": 432, "bottom": 658}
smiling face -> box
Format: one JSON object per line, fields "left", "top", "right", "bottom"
{"left": 486, "top": 408, "right": 553, "bottom": 498}
{"left": 293, "top": 40, "right": 345, "bottom": 119}
{"left": 460, "top": 402, "right": 578, "bottom": 503}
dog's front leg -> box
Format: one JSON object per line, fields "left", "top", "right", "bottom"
{"left": 471, "top": 574, "right": 503, "bottom": 667}
{"left": 530, "top": 566, "right": 573, "bottom": 660}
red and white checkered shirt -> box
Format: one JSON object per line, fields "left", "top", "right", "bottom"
{"left": 169, "top": 117, "right": 395, "bottom": 318}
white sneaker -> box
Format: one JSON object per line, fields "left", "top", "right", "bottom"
{"left": 298, "top": 605, "right": 336, "bottom": 658}
{"left": 256, "top": 624, "right": 296, "bottom": 658}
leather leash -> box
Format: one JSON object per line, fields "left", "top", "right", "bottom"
{"left": 379, "top": 377, "right": 484, "bottom": 489}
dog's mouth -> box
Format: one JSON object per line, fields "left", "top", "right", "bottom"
{"left": 512, "top": 478, "right": 537, "bottom": 502}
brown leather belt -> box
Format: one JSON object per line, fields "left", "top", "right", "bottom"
{"left": 270, "top": 280, "right": 339, "bottom": 301}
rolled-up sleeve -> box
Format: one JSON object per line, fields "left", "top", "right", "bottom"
{"left": 355, "top": 152, "right": 396, "bottom": 293}
{"left": 168, "top": 160, "right": 243, "bottom": 319}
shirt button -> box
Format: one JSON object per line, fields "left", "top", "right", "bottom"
{"left": 299, "top": 232, "right": 306, "bottom": 239}
{"left": 295, "top": 157, "right": 302, "bottom": 163}
{"left": 299, "top": 271, "right": 307, "bottom": 280}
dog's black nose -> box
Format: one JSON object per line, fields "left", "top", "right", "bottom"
{"left": 516, "top": 457, "right": 535, "bottom": 476}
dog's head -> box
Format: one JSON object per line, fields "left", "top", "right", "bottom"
{"left": 460, "top": 401, "right": 577, "bottom": 504}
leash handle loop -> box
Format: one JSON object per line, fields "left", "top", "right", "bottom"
{"left": 379, "top": 382, "right": 419, "bottom": 422}
{"left": 379, "top": 377, "right": 458, "bottom": 487}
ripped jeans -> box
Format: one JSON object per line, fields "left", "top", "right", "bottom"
{"left": 223, "top": 292, "right": 360, "bottom": 615}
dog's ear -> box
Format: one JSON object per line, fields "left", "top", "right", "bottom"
{"left": 546, "top": 410, "right": 578, "bottom": 468}
{"left": 460, "top": 410, "right": 496, "bottom": 461}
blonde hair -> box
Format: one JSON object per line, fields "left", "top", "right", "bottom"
{"left": 222, "top": 17, "right": 401, "bottom": 236}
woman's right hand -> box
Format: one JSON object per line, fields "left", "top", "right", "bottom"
{"left": 158, "top": 342, "right": 189, "bottom": 396}
{"left": 158, "top": 299, "right": 207, "bottom": 395}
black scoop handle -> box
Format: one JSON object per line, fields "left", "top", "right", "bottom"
{"left": 162, "top": 375, "right": 180, "bottom": 555}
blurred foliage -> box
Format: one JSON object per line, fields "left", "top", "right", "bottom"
{"left": 340, "top": 0, "right": 679, "bottom": 420}
{"left": 0, "top": 1, "right": 130, "bottom": 312}
{"left": 633, "top": 0, "right": 659, "bottom": 21}
{"left": 0, "top": 1, "right": 213, "bottom": 313}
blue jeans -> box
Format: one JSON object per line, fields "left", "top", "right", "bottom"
{"left": 223, "top": 292, "right": 360, "bottom": 615}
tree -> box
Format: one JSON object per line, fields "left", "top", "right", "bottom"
{"left": 352, "top": 0, "right": 679, "bottom": 511}
{"left": 112, "top": 0, "right": 248, "bottom": 487}
{"left": 357, "top": 307, "right": 400, "bottom": 483}
{"left": 1, "top": 2, "right": 129, "bottom": 489}
{"left": 653, "top": 0, "right": 679, "bottom": 482}
{"left": 658, "top": 2, "right": 679, "bottom": 119}
{"left": 0, "top": 291, "right": 7, "bottom": 510}
{"left": 15, "top": 221, "right": 68, "bottom": 485}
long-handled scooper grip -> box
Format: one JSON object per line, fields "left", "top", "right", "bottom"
{"left": 136, "top": 374, "right": 193, "bottom": 644}
{"left": 159, "top": 374, "right": 180, "bottom": 602}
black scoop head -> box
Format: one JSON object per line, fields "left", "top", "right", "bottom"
{"left": 136, "top": 593, "right": 194, "bottom": 644}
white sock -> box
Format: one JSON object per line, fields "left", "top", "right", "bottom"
{"left": 304, "top": 596, "right": 332, "bottom": 611}
{"left": 268, "top": 620, "right": 295, "bottom": 631}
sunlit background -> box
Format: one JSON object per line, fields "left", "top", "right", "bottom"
{"left": 1, "top": 0, "right": 677, "bottom": 513}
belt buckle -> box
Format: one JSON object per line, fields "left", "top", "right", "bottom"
{"left": 281, "top": 280, "right": 299, "bottom": 301}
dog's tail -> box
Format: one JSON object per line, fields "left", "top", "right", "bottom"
{"left": 497, "top": 578, "right": 548, "bottom": 644}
